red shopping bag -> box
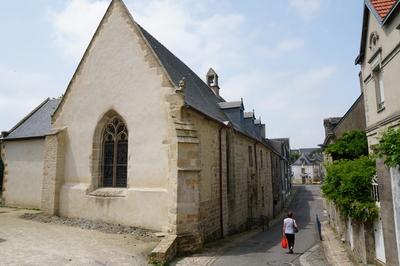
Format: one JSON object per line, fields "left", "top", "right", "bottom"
{"left": 281, "top": 236, "right": 288, "bottom": 249}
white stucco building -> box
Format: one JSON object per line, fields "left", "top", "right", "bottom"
{"left": 291, "top": 148, "right": 323, "bottom": 184}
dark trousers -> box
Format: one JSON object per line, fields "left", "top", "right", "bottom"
{"left": 285, "top": 233, "right": 295, "bottom": 249}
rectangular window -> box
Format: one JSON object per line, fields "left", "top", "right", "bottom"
{"left": 373, "top": 67, "right": 385, "bottom": 111}
{"left": 260, "top": 150, "right": 263, "bottom": 168}
{"left": 248, "top": 146, "right": 253, "bottom": 167}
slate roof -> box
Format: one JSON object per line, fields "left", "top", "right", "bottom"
{"left": 292, "top": 148, "right": 323, "bottom": 166}
{"left": 138, "top": 25, "right": 228, "bottom": 124}
{"left": 138, "top": 24, "right": 271, "bottom": 143}
{"left": 2, "top": 98, "right": 61, "bottom": 140}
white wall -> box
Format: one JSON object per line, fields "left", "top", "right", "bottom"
{"left": 362, "top": 11, "right": 400, "bottom": 133}
{"left": 52, "top": 1, "right": 176, "bottom": 231}
{"left": 3, "top": 139, "right": 45, "bottom": 208}
{"left": 292, "top": 165, "right": 313, "bottom": 183}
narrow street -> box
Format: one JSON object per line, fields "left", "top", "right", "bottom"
{"left": 212, "top": 185, "right": 325, "bottom": 266}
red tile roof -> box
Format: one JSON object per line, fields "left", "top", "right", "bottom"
{"left": 370, "top": 0, "right": 398, "bottom": 19}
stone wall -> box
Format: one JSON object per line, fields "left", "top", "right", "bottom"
{"left": 334, "top": 95, "right": 366, "bottom": 139}
{"left": 0, "top": 144, "right": 4, "bottom": 194}
{"left": 0, "top": 145, "right": 3, "bottom": 191}
{"left": 185, "top": 109, "right": 275, "bottom": 245}
{"left": 325, "top": 200, "right": 376, "bottom": 265}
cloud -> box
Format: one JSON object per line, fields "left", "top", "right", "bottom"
{"left": 49, "top": 0, "right": 108, "bottom": 61}
{"left": 289, "top": 0, "right": 322, "bottom": 19}
{"left": 131, "top": 0, "right": 247, "bottom": 75}
{"left": 294, "top": 66, "right": 336, "bottom": 93}
{"left": 0, "top": 65, "right": 56, "bottom": 130}
{"left": 260, "top": 39, "right": 305, "bottom": 59}
{"left": 45, "top": 0, "right": 335, "bottom": 148}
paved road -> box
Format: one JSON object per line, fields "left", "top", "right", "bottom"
{"left": 212, "top": 185, "right": 325, "bottom": 266}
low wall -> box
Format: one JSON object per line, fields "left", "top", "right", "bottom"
{"left": 324, "top": 200, "right": 375, "bottom": 265}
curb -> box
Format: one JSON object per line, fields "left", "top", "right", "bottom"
{"left": 299, "top": 244, "right": 320, "bottom": 266}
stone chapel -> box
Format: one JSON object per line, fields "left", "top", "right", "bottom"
{"left": 0, "top": 0, "right": 291, "bottom": 252}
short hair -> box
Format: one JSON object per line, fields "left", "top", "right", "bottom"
{"left": 287, "top": 211, "right": 293, "bottom": 218}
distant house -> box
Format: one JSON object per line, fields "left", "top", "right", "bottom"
{"left": 291, "top": 148, "right": 323, "bottom": 184}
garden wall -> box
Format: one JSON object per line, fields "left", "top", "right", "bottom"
{"left": 324, "top": 200, "right": 375, "bottom": 264}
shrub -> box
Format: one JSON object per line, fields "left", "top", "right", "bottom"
{"left": 376, "top": 128, "right": 400, "bottom": 167}
{"left": 325, "top": 131, "right": 368, "bottom": 160}
{"left": 322, "top": 156, "right": 378, "bottom": 222}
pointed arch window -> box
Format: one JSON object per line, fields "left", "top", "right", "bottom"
{"left": 102, "top": 117, "right": 128, "bottom": 187}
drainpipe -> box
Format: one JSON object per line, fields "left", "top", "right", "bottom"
{"left": 219, "top": 126, "right": 224, "bottom": 238}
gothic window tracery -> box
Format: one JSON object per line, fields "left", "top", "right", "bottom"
{"left": 102, "top": 117, "right": 128, "bottom": 187}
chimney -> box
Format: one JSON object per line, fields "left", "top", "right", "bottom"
{"left": 206, "top": 68, "right": 220, "bottom": 96}
{"left": 260, "top": 124, "right": 266, "bottom": 138}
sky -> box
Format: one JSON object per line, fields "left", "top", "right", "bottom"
{"left": 0, "top": 0, "right": 365, "bottom": 149}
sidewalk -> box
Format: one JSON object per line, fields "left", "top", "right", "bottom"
{"left": 172, "top": 187, "right": 300, "bottom": 265}
{"left": 300, "top": 221, "right": 356, "bottom": 266}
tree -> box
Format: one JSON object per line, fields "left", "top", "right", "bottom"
{"left": 324, "top": 131, "right": 368, "bottom": 161}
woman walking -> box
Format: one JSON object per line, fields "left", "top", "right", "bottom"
{"left": 283, "top": 211, "right": 298, "bottom": 254}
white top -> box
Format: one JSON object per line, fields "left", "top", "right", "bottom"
{"left": 283, "top": 218, "right": 297, "bottom": 234}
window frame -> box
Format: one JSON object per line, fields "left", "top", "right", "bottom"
{"left": 101, "top": 117, "right": 128, "bottom": 188}
{"left": 373, "top": 65, "right": 385, "bottom": 112}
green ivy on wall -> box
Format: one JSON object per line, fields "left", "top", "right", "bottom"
{"left": 376, "top": 128, "right": 400, "bottom": 167}
{"left": 322, "top": 156, "right": 378, "bottom": 222}
{"left": 322, "top": 131, "right": 378, "bottom": 222}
